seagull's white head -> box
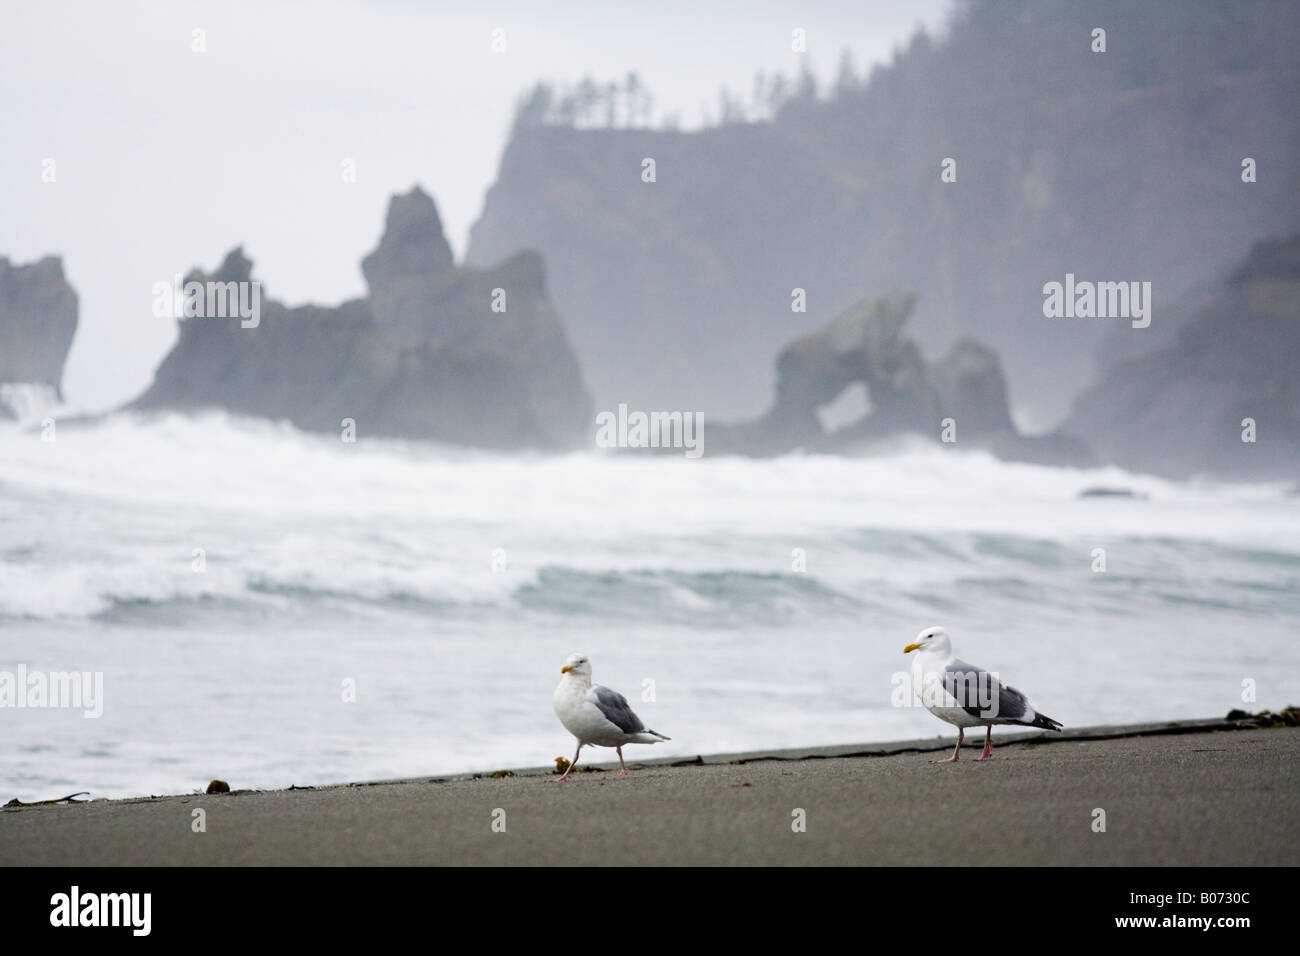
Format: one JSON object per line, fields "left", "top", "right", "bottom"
{"left": 903, "top": 626, "right": 952, "bottom": 657}
{"left": 560, "top": 653, "right": 592, "bottom": 678}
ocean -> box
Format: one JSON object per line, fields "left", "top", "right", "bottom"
{"left": 2, "top": 408, "right": 1297, "bottom": 799}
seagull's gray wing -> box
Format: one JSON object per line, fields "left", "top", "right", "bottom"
{"left": 589, "top": 685, "right": 646, "bottom": 734}
{"left": 943, "top": 658, "right": 1031, "bottom": 722}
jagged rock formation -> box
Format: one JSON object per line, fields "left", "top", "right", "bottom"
{"left": 130, "top": 187, "right": 592, "bottom": 449}
{"left": 739, "top": 294, "right": 935, "bottom": 453}
{"left": 929, "top": 339, "right": 1015, "bottom": 437}
{"left": 709, "top": 293, "right": 1092, "bottom": 464}
{"left": 1065, "top": 236, "right": 1300, "bottom": 479}
{"left": 468, "top": 0, "right": 1300, "bottom": 426}
{"left": 0, "top": 256, "right": 78, "bottom": 414}
{"left": 360, "top": 187, "right": 457, "bottom": 348}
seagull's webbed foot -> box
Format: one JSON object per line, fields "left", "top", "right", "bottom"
{"left": 554, "top": 745, "right": 581, "bottom": 782}
{"left": 935, "top": 729, "right": 963, "bottom": 763}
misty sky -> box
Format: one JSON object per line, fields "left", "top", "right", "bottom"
{"left": 2, "top": 0, "right": 949, "bottom": 410}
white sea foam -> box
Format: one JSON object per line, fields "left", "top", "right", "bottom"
{"left": 1, "top": 411, "right": 1296, "bottom": 797}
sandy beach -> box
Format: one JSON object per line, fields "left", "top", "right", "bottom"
{"left": 3, "top": 719, "right": 1295, "bottom": 866}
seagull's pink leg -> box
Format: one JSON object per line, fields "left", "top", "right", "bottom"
{"left": 977, "top": 726, "right": 994, "bottom": 761}
{"left": 614, "top": 746, "right": 629, "bottom": 779}
{"left": 936, "top": 727, "right": 963, "bottom": 763}
{"left": 554, "top": 743, "right": 582, "bottom": 782}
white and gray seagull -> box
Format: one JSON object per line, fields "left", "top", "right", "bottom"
{"left": 903, "top": 626, "right": 1062, "bottom": 762}
{"left": 552, "top": 653, "right": 669, "bottom": 781}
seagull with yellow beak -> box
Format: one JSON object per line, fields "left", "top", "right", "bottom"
{"left": 903, "top": 626, "right": 1062, "bottom": 762}
{"left": 552, "top": 653, "right": 670, "bottom": 781}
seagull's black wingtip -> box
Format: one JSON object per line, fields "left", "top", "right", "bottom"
{"left": 1032, "top": 713, "right": 1064, "bottom": 732}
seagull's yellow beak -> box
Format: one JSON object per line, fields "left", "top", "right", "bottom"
{"left": 903, "top": 643, "right": 921, "bottom": 654}
{"left": 560, "top": 665, "right": 572, "bottom": 673}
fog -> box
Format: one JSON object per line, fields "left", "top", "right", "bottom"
{"left": 0, "top": 0, "right": 947, "bottom": 411}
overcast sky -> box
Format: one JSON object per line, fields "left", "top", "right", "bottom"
{"left": 2, "top": 0, "right": 950, "bottom": 410}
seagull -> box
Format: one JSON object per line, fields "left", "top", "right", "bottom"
{"left": 903, "top": 626, "right": 1061, "bottom": 763}
{"left": 552, "top": 653, "right": 669, "bottom": 781}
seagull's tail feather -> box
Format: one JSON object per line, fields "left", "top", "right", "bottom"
{"left": 1030, "top": 712, "right": 1063, "bottom": 732}
{"left": 633, "top": 729, "right": 671, "bottom": 743}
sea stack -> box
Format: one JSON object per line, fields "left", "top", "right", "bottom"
{"left": 0, "top": 255, "right": 79, "bottom": 414}
{"left": 130, "top": 187, "right": 593, "bottom": 449}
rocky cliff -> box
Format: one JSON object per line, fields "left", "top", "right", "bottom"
{"left": 0, "top": 255, "right": 78, "bottom": 415}
{"left": 467, "top": 0, "right": 1300, "bottom": 428}
{"left": 130, "top": 187, "right": 592, "bottom": 449}
{"left": 1064, "top": 236, "right": 1300, "bottom": 480}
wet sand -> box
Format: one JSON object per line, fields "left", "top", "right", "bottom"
{"left": 3, "top": 720, "right": 1295, "bottom": 865}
